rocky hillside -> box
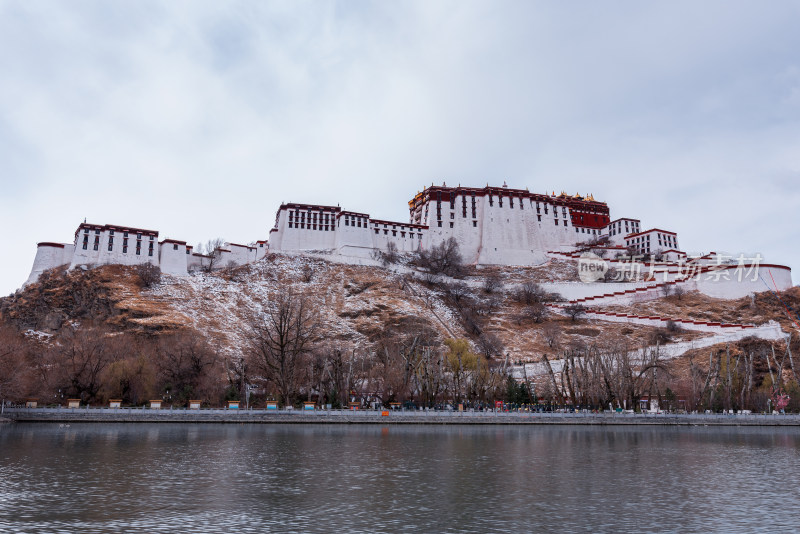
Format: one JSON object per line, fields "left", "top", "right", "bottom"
{"left": 2, "top": 253, "right": 798, "bottom": 411}
{"left": 0, "top": 254, "right": 736, "bottom": 362}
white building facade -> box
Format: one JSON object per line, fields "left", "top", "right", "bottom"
{"left": 24, "top": 183, "right": 794, "bottom": 298}
{"left": 26, "top": 222, "right": 269, "bottom": 285}
{"left": 624, "top": 228, "right": 680, "bottom": 256}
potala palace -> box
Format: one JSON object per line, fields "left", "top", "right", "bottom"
{"left": 25, "top": 183, "right": 793, "bottom": 301}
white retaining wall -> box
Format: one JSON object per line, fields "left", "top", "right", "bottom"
{"left": 159, "top": 241, "right": 189, "bottom": 276}
{"left": 25, "top": 243, "right": 74, "bottom": 285}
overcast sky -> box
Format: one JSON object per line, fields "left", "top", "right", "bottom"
{"left": 1, "top": 1, "right": 799, "bottom": 295}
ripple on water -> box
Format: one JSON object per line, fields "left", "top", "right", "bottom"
{"left": 1, "top": 424, "right": 799, "bottom": 533}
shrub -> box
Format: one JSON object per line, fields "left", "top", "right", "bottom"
{"left": 483, "top": 273, "right": 504, "bottom": 294}
{"left": 564, "top": 304, "right": 587, "bottom": 321}
{"left": 415, "top": 238, "right": 464, "bottom": 277}
{"left": 135, "top": 263, "right": 161, "bottom": 289}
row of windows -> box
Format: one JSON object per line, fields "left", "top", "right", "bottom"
{"left": 576, "top": 227, "right": 599, "bottom": 235}
{"left": 628, "top": 233, "right": 675, "bottom": 248}
{"left": 288, "top": 222, "right": 333, "bottom": 231}
{"left": 436, "top": 221, "right": 479, "bottom": 228}
{"left": 657, "top": 234, "right": 677, "bottom": 248}
{"left": 374, "top": 228, "right": 423, "bottom": 238}
{"left": 609, "top": 220, "right": 640, "bottom": 236}
{"left": 343, "top": 217, "right": 366, "bottom": 227}
{"left": 82, "top": 228, "right": 153, "bottom": 240}
{"left": 81, "top": 234, "right": 152, "bottom": 256}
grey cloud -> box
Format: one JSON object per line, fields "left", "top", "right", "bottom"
{"left": 0, "top": 1, "right": 798, "bottom": 293}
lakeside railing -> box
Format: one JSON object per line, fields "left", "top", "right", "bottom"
{"left": 5, "top": 406, "right": 800, "bottom": 423}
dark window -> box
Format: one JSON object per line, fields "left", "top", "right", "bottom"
{"left": 438, "top": 221, "right": 442, "bottom": 227}
{"left": 449, "top": 222, "right": 454, "bottom": 228}
{"left": 108, "top": 237, "right": 114, "bottom": 251}
{"left": 173, "top": 244, "right": 178, "bottom": 251}
{"left": 554, "top": 220, "right": 558, "bottom": 226}
{"left": 473, "top": 221, "right": 477, "bottom": 227}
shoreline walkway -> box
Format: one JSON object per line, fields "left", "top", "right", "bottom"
{"left": 4, "top": 407, "right": 800, "bottom": 426}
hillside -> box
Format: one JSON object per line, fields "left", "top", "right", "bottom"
{"left": 2, "top": 253, "right": 797, "bottom": 412}
{"left": 1, "top": 254, "right": 721, "bottom": 360}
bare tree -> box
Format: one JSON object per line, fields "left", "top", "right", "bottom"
{"left": 372, "top": 242, "right": 400, "bottom": 266}
{"left": 564, "top": 304, "right": 587, "bottom": 322}
{"left": 52, "top": 328, "right": 115, "bottom": 403}
{"left": 0, "top": 327, "right": 26, "bottom": 404}
{"left": 443, "top": 281, "right": 471, "bottom": 304}
{"left": 476, "top": 332, "right": 504, "bottom": 359}
{"left": 155, "top": 331, "right": 220, "bottom": 405}
{"left": 542, "top": 322, "right": 562, "bottom": 348}
{"left": 371, "top": 332, "right": 417, "bottom": 406}
{"left": 523, "top": 303, "right": 548, "bottom": 324}
{"left": 483, "top": 273, "right": 504, "bottom": 294}
{"left": 301, "top": 264, "right": 314, "bottom": 283}
{"left": 101, "top": 337, "right": 157, "bottom": 406}
{"left": 673, "top": 285, "right": 685, "bottom": 300}
{"left": 135, "top": 263, "right": 161, "bottom": 288}
{"left": 197, "top": 238, "right": 226, "bottom": 272}
{"left": 515, "top": 282, "right": 561, "bottom": 305}
{"left": 246, "top": 290, "right": 319, "bottom": 407}
{"left": 416, "top": 237, "right": 464, "bottom": 277}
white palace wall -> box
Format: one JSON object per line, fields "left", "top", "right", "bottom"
{"left": 159, "top": 241, "right": 189, "bottom": 276}
{"left": 333, "top": 214, "right": 373, "bottom": 258}
{"left": 24, "top": 222, "right": 270, "bottom": 287}
{"left": 22, "top": 184, "right": 794, "bottom": 301}
{"left": 26, "top": 243, "right": 75, "bottom": 285}
{"left": 70, "top": 226, "right": 159, "bottom": 270}
{"left": 370, "top": 222, "right": 424, "bottom": 253}
{"left": 694, "top": 265, "right": 793, "bottom": 299}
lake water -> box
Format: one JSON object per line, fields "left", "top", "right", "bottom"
{"left": 1, "top": 423, "right": 799, "bottom": 533}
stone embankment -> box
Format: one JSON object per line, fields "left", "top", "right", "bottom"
{"left": 5, "top": 408, "right": 800, "bottom": 426}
